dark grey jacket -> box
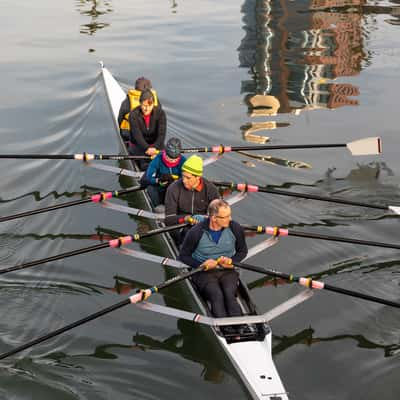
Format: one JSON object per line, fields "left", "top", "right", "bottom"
{"left": 164, "top": 178, "right": 219, "bottom": 226}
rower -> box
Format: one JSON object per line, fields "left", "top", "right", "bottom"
{"left": 164, "top": 155, "right": 219, "bottom": 244}
{"left": 140, "top": 137, "right": 186, "bottom": 208}
{"left": 117, "top": 76, "right": 159, "bottom": 141}
{"left": 178, "top": 199, "right": 248, "bottom": 333}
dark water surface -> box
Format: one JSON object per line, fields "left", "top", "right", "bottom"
{"left": 1, "top": 0, "right": 400, "bottom": 399}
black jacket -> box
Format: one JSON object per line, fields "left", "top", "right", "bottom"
{"left": 164, "top": 178, "right": 219, "bottom": 226}
{"left": 178, "top": 219, "right": 248, "bottom": 268}
{"left": 128, "top": 105, "right": 166, "bottom": 151}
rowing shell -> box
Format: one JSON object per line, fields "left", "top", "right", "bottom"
{"left": 100, "top": 62, "right": 308, "bottom": 400}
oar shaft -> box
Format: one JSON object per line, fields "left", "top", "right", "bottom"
{"left": 183, "top": 143, "right": 346, "bottom": 153}
{"left": 258, "top": 187, "right": 388, "bottom": 210}
{"left": 0, "top": 299, "right": 130, "bottom": 360}
{"left": 0, "top": 223, "right": 187, "bottom": 275}
{"left": 287, "top": 229, "right": 400, "bottom": 250}
{"left": 234, "top": 262, "right": 400, "bottom": 309}
{"left": 0, "top": 264, "right": 204, "bottom": 360}
{"left": 244, "top": 225, "right": 400, "bottom": 250}
{"left": 0, "top": 242, "right": 110, "bottom": 275}
{"left": 213, "top": 181, "right": 388, "bottom": 211}
{"left": 0, "top": 198, "right": 91, "bottom": 223}
{"left": 0, "top": 154, "right": 151, "bottom": 160}
{"left": 0, "top": 186, "right": 143, "bottom": 223}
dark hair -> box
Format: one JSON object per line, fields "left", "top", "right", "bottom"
{"left": 135, "top": 77, "right": 152, "bottom": 91}
{"left": 140, "top": 89, "right": 155, "bottom": 104}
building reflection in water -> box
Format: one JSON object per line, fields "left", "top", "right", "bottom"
{"left": 237, "top": 0, "right": 368, "bottom": 125}
{"left": 76, "top": 0, "right": 113, "bottom": 35}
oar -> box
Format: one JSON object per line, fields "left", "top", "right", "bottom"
{"left": 0, "top": 264, "right": 205, "bottom": 360}
{"left": 0, "top": 153, "right": 151, "bottom": 160}
{"left": 212, "top": 181, "right": 400, "bottom": 215}
{"left": 182, "top": 137, "right": 382, "bottom": 156}
{"left": 0, "top": 223, "right": 188, "bottom": 275}
{"left": 244, "top": 225, "right": 400, "bottom": 250}
{"left": 0, "top": 186, "right": 144, "bottom": 223}
{"left": 233, "top": 261, "right": 400, "bottom": 309}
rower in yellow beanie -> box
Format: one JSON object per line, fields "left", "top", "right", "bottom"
{"left": 165, "top": 154, "right": 219, "bottom": 244}
{"left": 181, "top": 155, "right": 203, "bottom": 177}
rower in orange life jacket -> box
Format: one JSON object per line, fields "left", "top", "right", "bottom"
{"left": 117, "top": 76, "right": 160, "bottom": 141}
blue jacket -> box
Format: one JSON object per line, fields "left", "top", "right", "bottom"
{"left": 144, "top": 152, "right": 186, "bottom": 185}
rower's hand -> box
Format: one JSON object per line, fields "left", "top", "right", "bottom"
{"left": 203, "top": 259, "right": 218, "bottom": 270}
{"left": 145, "top": 147, "right": 158, "bottom": 156}
{"left": 218, "top": 256, "right": 233, "bottom": 269}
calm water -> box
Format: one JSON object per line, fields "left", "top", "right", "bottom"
{"left": 0, "top": 0, "right": 400, "bottom": 399}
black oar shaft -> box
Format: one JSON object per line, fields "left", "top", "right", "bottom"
{"left": 234, "top": 262, "right": 400, "bottom": 309}
{"left": 0, "top": 242, "right": 110, "bottom": 274}
{"left": 0, "top": 198, "right": 91, "bottom": 223}
{"left": 0, "top": 154, "right": 151, "bottom": 160}
{"left": 258, "top": 187, "right": 388, "bottom": 211}
{"left": 287, "top": 230, "right": 400, "bottom": 250}
{"left": 0, "top": 186, "right": 143, "bottom": 223}
{"left": 244, "top": 225, "right": 400, "bottom": 250}
{"left": 231, "top": 144, "right": 346, "bottom": 151}
{"left": 183, "top": 143, "right": 346, "bottom": 153}
{"left": 0, "top": 223, "right": 186, "bottom": 275}
{"left": 0, "top": 299, "right": 130, "bottom": 360}
{"left": 0, "top": 265, "right": 204, "bottom": 360}
{"left": 213, "top": 181, "right": 388, "bottom": 211}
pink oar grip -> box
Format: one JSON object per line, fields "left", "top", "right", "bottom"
{"left": 299, "top": 277, "right": 325, "bottom": 290}
{"left": 264, "top": 227, "right": 289, "bottom": 236}
{"left": 109, "top": 236, "right": 133, "bottom": 248}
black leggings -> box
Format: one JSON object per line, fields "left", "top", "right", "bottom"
{"left": 191, "top": 269, "right": 242, "bottom": 318}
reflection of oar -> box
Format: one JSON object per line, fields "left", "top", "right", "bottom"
{"left": 0, "top": 265, "right": 205, "bottom": 360}
{"left": 234, "top": 261, "right": 400, "bottom": 309}
{"left": 212, "top": 181, "right": 400, "bottom": 214}
{"left": 182, "top": 137, "right": 382, "bottom": 156}
{"left": 0, "top": 153, "right": 151, "bottom": 160}
{"left": 0, "top": 224, "right": 187, "bottom": 276}
{"left": 237, "top": 150, "right": 312, "bottom": 169}
{"left": 244, "top": 225, "right": 400, "bottom": 250}
{"left": 0, "top": 186, "right": 143, "bottom": 223}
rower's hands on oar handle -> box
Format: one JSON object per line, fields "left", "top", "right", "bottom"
{"left": 159, "top": 173, "right": 176, "bottom": 187}
{"left": 202, "top": 259, "right": 219, "bottom": 270}
{"left": 183, "top": 214, "right": 206, "bottom": 224}
{"left": 203, "top": 257, "right": 234, "bottom": 270}
{"left": 145, "top": 147, "right": 159, "bottom": 157}
{"left": 217, "top": 256, "right": 234, "bottom": 269}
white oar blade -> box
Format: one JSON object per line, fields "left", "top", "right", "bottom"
{"left": 389, "top": 205, "right": 400, "bottom": 215}
{"left": 346, "top": 137, "right": 382, "bottom": 155}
